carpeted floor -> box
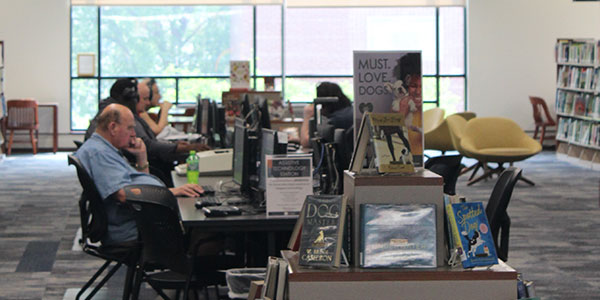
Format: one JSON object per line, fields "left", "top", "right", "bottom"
{"left": 0, "top": 151, "right": 598, "bottom": 299}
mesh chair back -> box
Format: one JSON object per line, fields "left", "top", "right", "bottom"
{"left": 124, "top": 185, "right": 189, "bottom": 275}
{"left": 7, "top": 99, "right": 38, "bottom": 129}
{"left": 68, "top": 154, "right": 108, "bottom": 243}
{"left": 485, "top": 167, "right": 522, "bottom": 261}
{"left": 424, "top": 155, "right": 463, "bottom": 195}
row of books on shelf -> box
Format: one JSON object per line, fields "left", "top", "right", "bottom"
{"left": 287, "top": 194, "right": 498, "bottom": 270}
{"left": 555, "top": 90, "right": 600, "bottom": 118}
{"left": 556, "top": 65, "right": 600, "bottom": 91}
{"left": 555, "top": 39, "right": 598, "bottom": 65}
{"left": 557, "top": 117, "right": 600, "bottom": 147}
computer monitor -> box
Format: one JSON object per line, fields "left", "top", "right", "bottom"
{"left": 232, "top": 120, "right": 250, "bottom": 191}
{"left": 199, "top": 98, "right": 210, "bottom": 135}
{"left": 256, "top": 97, "right": 271, "bottom": 130}
{"left": 258, "top": 128, "right": 288, "bottom": 191}
{"left": 240, "top": 94, "right": 271, "bottom": 130}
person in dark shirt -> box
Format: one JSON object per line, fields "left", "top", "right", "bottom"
{"left": 300, "top": 82, "right": 353, "bottom": 148}
{"left": 84, "top": 78, "right": 209, "bottom": 187}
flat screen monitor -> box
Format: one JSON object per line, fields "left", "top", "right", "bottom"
{"left": 256, "top": 97, "right": 271, "bottom": 129}
{"left": 199, "top": 98, "right": 210, "bottom": 135}
{"left": 232, "top": 118, "right": 249, "bottom": 191}
{"left": 258, "top": 128, "right": 288, "bottom": 191}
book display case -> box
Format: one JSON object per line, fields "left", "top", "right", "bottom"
{"left": 555, "top": 39, "right": 600, "bottom": 167}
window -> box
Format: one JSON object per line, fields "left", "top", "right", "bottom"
{"left": 70, "top": 5, "right": 465, "bottom": 130}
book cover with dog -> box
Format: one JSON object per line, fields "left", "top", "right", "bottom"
{"left": 367, "top": 113, "right": 415, "bottom": 173}
{"left": 353, "top": 51, "right": 423, "bottom": 167}
{"left": 298, "top": 195, "right": 347, "bottom": 268}
{"left": 446, "top": 201, "right": 498, "bottom": 268}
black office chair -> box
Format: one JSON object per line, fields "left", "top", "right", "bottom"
{"left": 67, "top": 154, "right": 139, "bottom": 300}
{"left": 73, "top": 140, "right": 83, "bottom": 149}
{"left": 424, "top": 155, "right": 463, "bottom": 195}
{"left": 124, "top": 184, "right": 234, "bottom": 300}
{"left": 485, "top": 167, "right": 522, "bottom": 262}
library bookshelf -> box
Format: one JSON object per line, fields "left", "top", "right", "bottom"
{"left": 555, "top": 38, "right": 600, "bottom": 168}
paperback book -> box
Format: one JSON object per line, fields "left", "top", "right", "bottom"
{"left": 446, "top": 201, "right": 498, "bottom": 268}
{"left": 298, "top": 195, "right": 347, "bottom": 268}
{"left": 360, "top": 203, "right": 436, "bottom": 268}
{"left": 349, "top": 112, "right": 415, "bottom": 174}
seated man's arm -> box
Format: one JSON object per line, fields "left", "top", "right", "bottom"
{"left": 135, "top": 119, "right": 179, "bottom": 162}
{"left": 113, "top": 183, "right": 204, "bottom": 203}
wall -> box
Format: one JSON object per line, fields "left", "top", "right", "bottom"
{"left": 0, "top": 0, "right": 75, "bottom": 151}
{"left": 468, "top": 0, "right": 600, "bottom": 131}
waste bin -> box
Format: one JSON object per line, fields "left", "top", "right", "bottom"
{"left": 225, "top": 268, "right": 266, "bottom": 299}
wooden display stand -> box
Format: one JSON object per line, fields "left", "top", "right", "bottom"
{"left": 282, "top": 250, "right": 517, "bottom": 300}
{"left": 343, "top": 170, "right": 445, "bottom": 267}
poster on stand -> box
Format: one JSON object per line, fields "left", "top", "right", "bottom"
{"left": 353, "top": 51, "right": 424, "bottom": 167}
{"left": 265, "top": 154, "right": 312, "bottom": 217}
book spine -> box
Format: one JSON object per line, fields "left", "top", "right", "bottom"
{"left": 334, "top": 199, "right": 347, "bottom": 267}
{"left": 445, "top": 203, "right": 465, "bottom": 263}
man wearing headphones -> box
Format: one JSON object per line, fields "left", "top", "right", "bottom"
{"left": 84, "top": 78, "right": 209, "bottom": 187}
{"left": 84, "top": 77, "right": 141, "bottom": 140}
{"left": 138, "top": 78, "right": 172, "bottom": 135}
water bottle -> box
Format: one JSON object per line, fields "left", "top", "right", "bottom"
{"left": 186, "top": 150, "right": 199, "bottom": 184}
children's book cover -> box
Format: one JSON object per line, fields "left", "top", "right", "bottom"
{"left": 298, "top": 195, "right": 347, "bottom": 268}
{"left": 360, "top": 203, "right": 436, "bottom": 268}
{"left": 446, "top": 201, "right": 498, "bottom": 268}
{"left": 367, "top": 113, "right": 415, "bottom": 173}
{"left": 230, "top": 60, "right": 250, "bottom": 91}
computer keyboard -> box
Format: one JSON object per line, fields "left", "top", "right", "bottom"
{"left": 194, "top": 196, "right": 222, "bottom": 208}
{"left": 200, "top": 185, "right": 216, "bottom": 195}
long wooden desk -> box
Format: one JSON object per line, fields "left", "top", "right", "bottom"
{"left": 282, "top": 250, "right": 517, "bottom": 300}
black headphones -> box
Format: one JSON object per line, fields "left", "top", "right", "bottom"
{"left": 121, "top": 78, "right": 139, "bottom": 103}
{"left": 147, "top": 78, "right": 156, "bottom": 101}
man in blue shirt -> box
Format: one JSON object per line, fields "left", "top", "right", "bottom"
{"left": 75, "top": 103, "right": 203, "bottom": 245}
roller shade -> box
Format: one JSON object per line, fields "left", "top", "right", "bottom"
{"left": 71, "top": 0, "right": 464, "bottom": 6}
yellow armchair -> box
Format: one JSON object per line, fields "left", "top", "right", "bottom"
{"left": 460, "top": 117, "right": 541, "bottom": 186}
{"left": 426, "top": 112, "right": 475, "bottom": 154}
{"left": 423, "top": 108, "right": 449, "bottom": 152}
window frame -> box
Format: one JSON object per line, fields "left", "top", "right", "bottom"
{"left": 69, "top": 5, "right": 466, "bottom": 131}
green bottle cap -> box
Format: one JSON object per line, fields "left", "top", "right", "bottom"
{"left": 190, "top": 150, "right": 196, "bottom": 156}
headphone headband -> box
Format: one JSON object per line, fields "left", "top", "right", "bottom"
{"left": 147, "top": 78, "right": 156, "bottom": 101}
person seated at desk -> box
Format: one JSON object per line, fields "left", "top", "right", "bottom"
{"left": 300, "top": 82, "right": 354, "bottom": 148}
{"left": 76, "top": 103, "right": 205, "bottom": 246}
{"left": 85, "top": 78, "right": 209, "bottom": 187}
{"left": 135, "top": 80, "right": 207, "bottom": 155}
{"left": 138, "top": 78, "right": 173, "bottom": 135}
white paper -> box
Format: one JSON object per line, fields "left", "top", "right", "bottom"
{"left": 265, "top": 154, "right": 313, "bottom": 217}
{"left": 78, "top": 54, "right": 94, "bottom": 76}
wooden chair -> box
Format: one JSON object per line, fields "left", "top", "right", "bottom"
{"left": 6, "top": 99, "right": 39, "bottom": 155}
{"left": 529, "top": 96, "right": 556, "bottom": 144}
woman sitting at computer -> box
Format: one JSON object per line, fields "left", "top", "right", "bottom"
{"left": 300, "top": 82, "right": 353, "bottom": 148}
